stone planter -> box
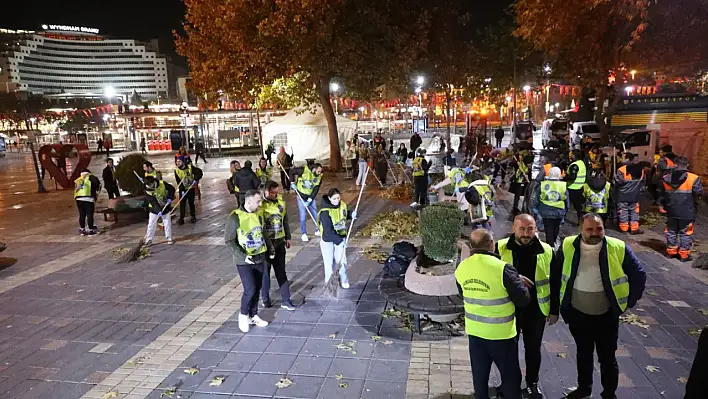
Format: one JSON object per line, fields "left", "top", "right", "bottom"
{"left": 108, "top": 194, "right": 149, "bottom": 212}
{"left": 404, "top": 239, "right": 471, "bottom": 297}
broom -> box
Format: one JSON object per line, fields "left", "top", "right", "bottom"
{"left": 276, "top": 163, "right": 319, "bottom": 226}
{"left": 325, "top": 166, "right": 369, "bottom": 297}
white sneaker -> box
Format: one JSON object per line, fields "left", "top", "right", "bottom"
{"left": 144, "top": 240, "right": 152, "bottom": 246}
{"left": 410, "top": 202, "right": 418, "bottom": 208}
{"left": 250, "top": 315, "right": 269, "bottom": 327}
{"left": 166, "top": 238, "right": 174, "bottom": 245}
{"left": 238, "top": 313, "right": 250, "bottom": 333}
{"left": 341, "top": 282, "right": 350, "bottom": 289}
{"left": 314, "top": 230, "right": 321, "bottom": 237}
{"left": 301, "top": 234, "right": 309, "bottom": 242}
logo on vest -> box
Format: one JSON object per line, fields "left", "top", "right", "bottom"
{"left": 462, "top": 278, "right": 491, "bottom": 293}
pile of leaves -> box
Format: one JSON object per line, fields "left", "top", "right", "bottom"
{"left": 137, "top": 247, "right": 150, "bottom": 260}
{"left": 379, "top": 183, "right": 413, "bottom": 201}
{"left": 639, "top": 211, "right": 664, "bottom": 227}
{"left": 110, "top": 247, "right": 130, "bottom": 258}
{"left": 361, "top": 244, "right": 388, "bottom": 262}
{"left": 359, "top": 211, "right": 419, "bottom": 240}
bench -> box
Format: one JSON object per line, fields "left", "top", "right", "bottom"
{"left": 378, "top": 277, "right": 464, "bottom": 333}
{"left": 97, "top": 207, "right": 147, "bottom": 223}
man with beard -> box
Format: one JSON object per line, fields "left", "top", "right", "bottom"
{"left": 496, "top": 214, "right": 558, "bottom": 398}
{"left": 553, "top": 213, "right": 646, "bottom": 399}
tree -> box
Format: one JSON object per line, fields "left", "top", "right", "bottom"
{"left": 515, "top": 0, "right": 652, "bottom": 141}
{"left": 256, "top": 72, "right": 318, "bottom": 111}
{"left": 176, "top": 0, "right": 427, "bottom": 169}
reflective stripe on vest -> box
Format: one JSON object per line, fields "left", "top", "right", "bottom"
{"left": 259, "top": 196, "right": 287, "bottom": 240}
{"left": 454, "top": 253, "right": 516, "bottom": 340}
{"left": 568, "top": 160, "right": 586, "bottom": 190}
{"left": 497, "top": 237, "right": 553, "bottom": 316}
{"left": 296, "top": 165, "right": 322, "bottom": 195}
{"left": 231, "top": 209, "right": 267, "bottom": 256}
{"left": 540, "top": 180, "right": 567, "bottom": 209}
{"left": 473, "top": 184, "right": 494, "bottom": 217}
{"left": 583, "top": 182, "right": 610, "bottom": 213}
{"left": 74, "top": 175, "right": 92, "bottom": 198}
{"left": 515, "top": 162, "right": 529, "bottom": 183}
{"left": 559, "top": 235, "right": 630, "bottom": 313}
{"left": 256, "top": 166, "right": 272, "bottom": 183}
{"left": 412, "top": 157, "right": 425, "bottom": 177}
{"left": 317, "top": 202, "right": 348, "bottom": 236}
{"left": 448, "top": 168, "right": 468, "bottom": 190}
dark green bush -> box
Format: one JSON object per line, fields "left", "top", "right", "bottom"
{"left": 421, "top": 202, "right": 464, "bottom": 262}
{"left": 115, "top": 154, "right": 148, "bottom": 196}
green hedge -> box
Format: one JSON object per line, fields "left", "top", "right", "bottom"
{"left": 115, "top": 154, "right": 148, "bottom": 196}
{"left": 420, "top": 202, "right": 464, "bottom": 262}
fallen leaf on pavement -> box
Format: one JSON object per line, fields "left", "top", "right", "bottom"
{"left": 335, "top": 374, "right": 344, "bottom": 380}
{"left": 209, "top": 376, "right": 226, "bottom": 386}
{"left": 688, "top": 328, "right": 702, "bottom": 337}
{"left": 371, "top": 335, "right": 381, "bottom": 341}
{"left": 102, "top": 392, "right": 120, "bottom": 399}
{"left": 619, "top": 313, "right": 650, "bottom": 329}
{"left": 697, "top": 308, "right": 708, "bottom": 316}
{"left": 327, "top": 333, "right": 337, "bottom": 339}
{"left": 645, "top": 365, "right": 660, "bottom": 373}
{"left": 646, "top": 291, "right": 658, "bottom": 296}
{"left": 339, "top": 382, "right": 349, "bottom": 388}
{"left": 660, "top": 267, "right": 670, "bottom": 272}
{"left": 76, "top": 289, "right": 85, "bottom": 293}
{"left": 160, "top": 387, "right": 177, "bottom": 398}
{"left": 678, "top": 377, "right": 688, "bottom": 384}
{"left": 275, "top": 378, "right": 293, "bottom": 389}
{"left": 184, "top": 367, "right": 199, "bottom": 375}
{"left": 150, "top": 283, "right": 159, "bottom": 288}
{"left": 382, "top": 340, "right": 393, "bottom": 345}
{"left": 557, "top": 352, "right": 568, "bottom": 358}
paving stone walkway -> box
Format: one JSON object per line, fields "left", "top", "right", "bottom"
{"left": 0, "top": 152, "right": 705, "bottom": 398}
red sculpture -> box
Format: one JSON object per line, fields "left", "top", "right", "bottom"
{"left": 38, "top": 144, "right": 92, "bottom": 189}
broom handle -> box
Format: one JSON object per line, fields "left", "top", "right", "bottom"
{"left": 165, "top": 184, "right": 194, "bottom": 216}
{"left": 345, "top": 166, "right": 369, "bottom": 243}
{"left": 276, "top": 162, "right": 318, "bottom": 225}
{"left": 386, "top": 157, "right": 399, "bottom": 185}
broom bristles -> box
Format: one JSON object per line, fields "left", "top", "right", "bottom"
{"left": 117, "top": 238, "right": 145, "bottom": 263}
{"left": 324, "top": 271, "right": 340, "bottom": 298}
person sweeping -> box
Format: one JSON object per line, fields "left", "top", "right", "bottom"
{"left": 74, "top": 169, "right": 101, "bottom": 236}
{"left": 143, "top": 176, "right": 175, "bottom": 245}
{"left": 318, "top": 188, "right": 357, "bottom": 289}
{"left": 174, "top": 157, "right": 203, "bottom": 225}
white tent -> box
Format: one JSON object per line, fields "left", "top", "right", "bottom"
{"left": 262, "top": 106, "right": 358, "bottom": 164}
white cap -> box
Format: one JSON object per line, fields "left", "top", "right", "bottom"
{"left": 548, "top": 167, "right": 562, "bottom": 179}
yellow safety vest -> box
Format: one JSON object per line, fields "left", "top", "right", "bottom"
{"left": 560, "top": 235, "right": 630, "bottom": 313}
{"left": 146, "top": 181, "right": 168, "bottom": 209}
{"left": 296, "top": 165, "right": 322, "bottom": 196}
{"left": 175, "top": 165, "right": 195, "bottom": 187}
{"left": 567, "top": 160, "right": 586, "bottom": 190}
{"left": 473, "top": 183, "right": 494, "bottom": 218}
{"left": 74, "top": 175, "right": 92, "bottom": 198}
{"left": 583, "top": 182, "right": 610, "bottom": 214}
{"left": 412, "top": 157, "right": 425, "bottom": 177}
{"left": 497, "top": 238, "right": 552, "bottom": 316}
{"left": 256, "top": 166, "right": 273, "bottom": 184}
{"left": 448, "top": 168, "right": 469, "bottom": 191}
{"left": 317, "top": 202, "right": 348, "bottom": 236}
{"left": 231, "top": 209, "right": 267, "bottom": 256}
{"left": 540, "top": 180, "right": 567, "bottom": 209}
{"left": 260, "top": 195, "right": 287, "bottom": 240}
{"left": 515, "top": 162, "right": 529, "bottom": 183}
{"left": 145, "top": 170, "right": 158, "bottom": 179}
{"left": 455, "top": 253, "right": 516, "bottom": 340}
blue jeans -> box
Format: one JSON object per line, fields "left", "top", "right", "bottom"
{"left": 297, "top": 195, "right": 319, "bottom": 235}
{"left": 320, "top": 240, "right": 349, "bottom": 285}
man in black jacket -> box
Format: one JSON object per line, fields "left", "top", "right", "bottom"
{"left": 234, "top": 160, "right": 261, "bottom": 207}
{"left": 102, "top": 158, "right": 120, "bottom": 199}
{"left": 410, "top": 132, "right": 422, "bottom": 154}
{"left": 495, "top": 214, "right": 559, "bottom": 398}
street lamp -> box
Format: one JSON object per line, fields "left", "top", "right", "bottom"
{"left": 416, "top": 76, "right": 425, "bottom": 86}
{"left": 625, "top": 86, "right": 633, "bottom": 95}
{"left": 330, "top": 83, "right": 340, "bottom": 113}
{"left": 630, "top": 70, "right": 637, "bottom": 80}
{"left": 104, "top": 86, "right": 116, "bottom": 98}
{"left": 414, "top": 87, "right": 423, "bottom": 117}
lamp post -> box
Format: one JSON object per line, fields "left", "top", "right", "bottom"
{"left": 19, "top": 92, "right": 46, "bottom": 193}
{"left": 330, "top": 82, "right": 340, "bottom": 114}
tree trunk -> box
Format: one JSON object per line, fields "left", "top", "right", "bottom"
{"left": 596, "top": 85, "right": 622, "bottom": 145}
{"left": 256, "top": 107, "right": 263, "bottom": 150}
{"left": 445, "top": 90, "right": 452, "bottom": 150}
{"left": 316, "top": 75, "right": 342, "bottom": 171}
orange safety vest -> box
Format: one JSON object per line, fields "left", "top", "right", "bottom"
{"left": 543, "top": 163, "right": 565, "bottom": 177}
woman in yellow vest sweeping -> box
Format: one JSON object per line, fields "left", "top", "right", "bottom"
{"left": 317, "top": 188, "right": 357, "bottom": 289}
{"left": 74, "top": 169, "right": 102, "bottom": 236}
{"left": 224, "top": 189, "right": 271, "bottom": 333}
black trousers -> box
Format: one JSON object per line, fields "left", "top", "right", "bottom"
{"left": 76, "top": 200, "right": 95, "bottom": 230}
{"left": 194, "top": 151, "right": 207, "bottom": 164}
{"left": 237, "top": 262, "right": 264, "bottom": 317}
{"left": 567, "top": 307, "right": 619, "bottom": 397}
{"left": 468, "top": 335, "right": 522, "bottom": 399}
{"left": 280, "top": 169, "right": 291, "bottom": 191}
{"left": 179, "top": 189, "right": 196, "bottom": 220}
{"left": 517, "top": 305, "right": 546, "bottom": 385}
{"left": 542, "top": 218, "right": 562, "bottom": 247}
{"left": 568, "top": 188, "right": 585, "bottom": 222}
{"left": 413, "top": 176, "right": 428, "bottom": 205}
{"left": 685, "top": 326, "right": 708, "bottom": 399}
{"left": 496, "top": 138, "right": 503, "bottom": 148}
{"left": 261, "top": 242, "right": 292, "bottom": 303}
{"left": 106, "top": 185, "right": 120, "bottom": 200}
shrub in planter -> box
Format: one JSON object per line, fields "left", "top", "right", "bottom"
{"left": 115, "top": 154, "right": 148, "bottom": 196}
{"left": 420, "top": 202, "right": 464, "bottom": 262}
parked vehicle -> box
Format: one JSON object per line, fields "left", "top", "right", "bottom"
{"left": 570, "top": 121, "right": 601, "bottom": 145}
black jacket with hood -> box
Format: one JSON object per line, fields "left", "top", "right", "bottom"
{"left": 233, "top": 167, "right": 260, "bottom": 193}
{"left": 661, "top": 169, "right": 704, "bottom": 220}
{"left": 318, "top": 195, "right": 352, "bottom": 245}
